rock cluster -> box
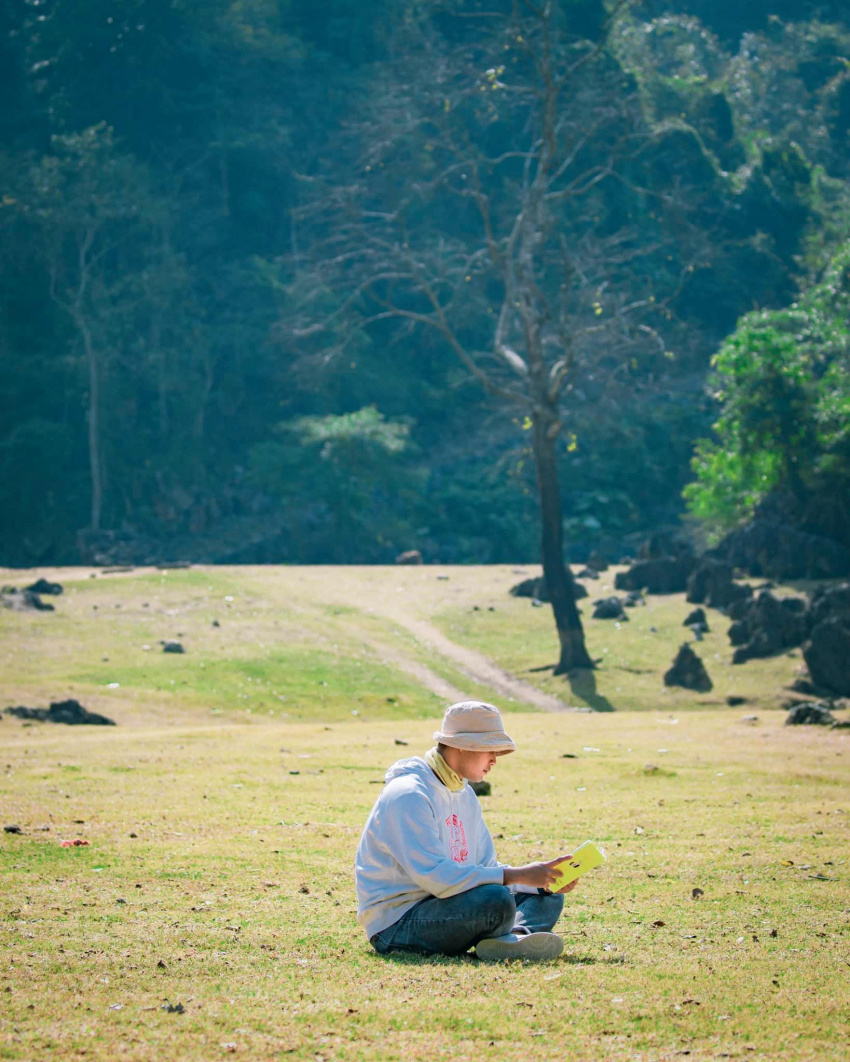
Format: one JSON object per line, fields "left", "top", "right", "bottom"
{"left": 663, "top": 644, "right": 713, "bottom": 692}
{"left": 4, "top": 699, "right": 116, "bottom": 726}
{"left": 784, "top": 703, "right": 836, "bottom": 726}
{"left": 686, "top": 559, "right": 752, "bottom": 610}
{"left": 714, "top": 515, "right": 847, "bottom": 580}
{"left": 803, "top": 584, "right": 850, "bottom": 695}
{"left": 728, "top": 590, "right": 808, "bottom": 664}
{"left": 614, "top": 555, "right": 697, "bottom": 594}
{"left": 721, "top": 582, "right": 850, "bottom": 696}
{"left": 25, "top": 579, "right": 64, "bottom": 596}
{"left": 1, "top": 586, "right": 55, "bottom": 611}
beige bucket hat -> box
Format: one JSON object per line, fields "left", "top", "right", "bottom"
{"left": 433, "top": 700, "right": 516, "bottom": 754}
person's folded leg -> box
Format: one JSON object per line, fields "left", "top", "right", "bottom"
{"left": 513, "top": 891, "right": 564, "bottom": 934}
{"left": 472, "top": 892, "right": 565, "bottom": 962}
{"left": 371, "top": 884, "right": 516, "bottom": 956}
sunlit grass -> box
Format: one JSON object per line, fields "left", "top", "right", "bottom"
{"left": 434, "top": 569, "right": 804, "bottom": 713}
{"left": 1, "top": 712, "right": 848, "bottom": 1062}
{"left": 1, "top": 564, "right": 847, "bottom": 1061}
{"left": 0, "top": 568, "right": 450, "bottom": 723}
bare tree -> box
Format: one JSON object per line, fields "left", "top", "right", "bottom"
{"left": 26, "top": 125, "right": 160, "bottom": 531}
{"left": 284, "top": 1, "right": 688, "bottom": 673}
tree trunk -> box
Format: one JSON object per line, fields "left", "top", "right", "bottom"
{"left": 532, "top": 409, "right": 594, "bottom": 673}
{"left": 78, "top": 314, "right": 102, "bottom": 531}
{"left": 152, "top": 311, "right": 168, "bottom": 437}
{"left": 196, "top": 349, "right": 214, "bottom": 440}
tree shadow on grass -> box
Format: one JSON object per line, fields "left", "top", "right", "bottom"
{"left": 566, "top": 667, "right": 616, "bottom": 712}
{"left": 524, "top": 662, "right": 616, "bottom": 711}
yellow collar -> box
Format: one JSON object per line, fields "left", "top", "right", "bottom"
{"left": 424, "top": 747, "right": 465, "bottom": 792}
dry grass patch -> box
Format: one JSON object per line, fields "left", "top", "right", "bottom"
{"left": 1, "top": 564, "right": 846, "bottom": 1061}
{"left": 2, "top": 710, "right": 848, "bottom": 1062}
{"left": 0, "top": 568, "right": 458, "bottom": 725}
{"left": 1, "top": 563, "right": 813, "bottom": 718}
{"left": 432, "top": 567, "right": 807, "bottom": 713}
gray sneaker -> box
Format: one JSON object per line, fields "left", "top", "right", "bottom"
{"left": 475, "top": 932, "right": 564, "bottom": 962}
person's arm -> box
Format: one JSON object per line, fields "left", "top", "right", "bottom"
{"left": 477, "top": 804, "right": 578, "bottom": 896}
{"left": 381, "top": 789, "right": 503, "bottom": 899}
{"left": 502, "top": 856, "right": 580, "bottom": 895}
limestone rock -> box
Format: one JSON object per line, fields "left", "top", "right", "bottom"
{"left": 803, "top": 618, "right": 850, "bottom": 696}
{"left": 614, "top": 556, "right": 697, "bottom": 595}
{"left": 683, "top": 607, "right": 709, "bottom": 631}
{"left": 784, "top": 702, "right": 836, "bottom": 726}
{"left": 592, "top": 596, "right": 628, "bottom": 620}
{"left": 663, "top": 644, "right": 712, "bottom": 692}
{"left": 1, "top": 587, "right": 55, "bottom": 612}
{"left": 511, "top": 577, "right": 547, "bottom": 600}
{"left": 510, "top": 576, "right": 587, "bottom": 602}
{"left": 686, "top": 559, "right": 751, "bottom": 609}
{"left": 25, "top": 578, "right": 63, "bottom": 595}
{"left": 808, "top": 582, "right": 850, "bottom": 629}
{"left": 729, "top": 591, "right": 808, "bottom": 664}
{"left": 4, "top": 699, "right": 115, "bottom": 726}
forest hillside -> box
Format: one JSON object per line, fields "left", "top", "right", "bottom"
{"left": 2, "top": 0, "right": 849, "bottom": 568}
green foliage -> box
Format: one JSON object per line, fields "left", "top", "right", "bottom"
{"left": 685, "top": 241, "right": 850, "bottom": 536}
{"left": 614, "top": 16, "right": 745, "bottom": 170}
{"left": 250, "top": 407, "right": 421, "bottom": 561}
{"left": 3, "top": 2, "right": 850, "bottom": 565}
{"left": 726, "top": 19, "right": 850, "bottom": 180}
{"left": 651, "top": 0, "right": 850, "bottom": 43}
{"left": 294, "top": 406, "right": 409, "bottom": 453}
{"left": 613, "top": 14, "right": 850, "bottom": 338}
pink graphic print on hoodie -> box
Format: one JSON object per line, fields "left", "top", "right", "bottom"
{"left": 446, "top": 813, "right": 469, "bottom": 862}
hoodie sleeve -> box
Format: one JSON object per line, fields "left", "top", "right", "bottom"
{"left": 381, "top": 786, "right": 504, "bottom": 899}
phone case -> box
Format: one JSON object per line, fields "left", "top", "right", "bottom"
{"left": 550, "top": 840, "right": 606, "bottom": 890}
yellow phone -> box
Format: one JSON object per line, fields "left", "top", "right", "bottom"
{"left": 551, "top": 840, "right": 606, "bottom": 890}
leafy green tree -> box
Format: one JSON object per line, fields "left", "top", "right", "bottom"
{"left": 685, "top": 241, "right": 850, "bottom": 539}
{"left": 250, "top": 406, "right": 419, "bottom": 561}
{"left": 641, "top": 0, "right": 850, "bottom": 43}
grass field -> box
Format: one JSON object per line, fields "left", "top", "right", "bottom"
{"left": 1, "top": 566, "right": 848, "bottom": 1061}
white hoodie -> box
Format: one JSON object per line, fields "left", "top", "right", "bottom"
{"left": 354, "top": 756, "right": 506, "bottom": 939}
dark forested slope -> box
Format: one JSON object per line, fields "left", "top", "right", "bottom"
{"left": 1, "top": 0, "right": 848, "bottom": 566}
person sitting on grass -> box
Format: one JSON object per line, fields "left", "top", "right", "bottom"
{"left": 355, "top": 700, "right": 577, "bottom": 961}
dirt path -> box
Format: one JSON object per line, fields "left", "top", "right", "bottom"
{"left": 372, "top": 606, "right": 571, "bottom": 712}
{"left": 283, "top": 564, "right": 574, "bottom": 712}
{"left": 4, "top": 563, "right": 572, "bottom": 713}
{"left": 376, "top": 648, "right": 467, "bottom": 705}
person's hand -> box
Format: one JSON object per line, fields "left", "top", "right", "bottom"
{"left": 503, "top": 854, "right": 576, "bottom": 891}
{"left": 555, "top": 877, "right": 579, "bottom": 896}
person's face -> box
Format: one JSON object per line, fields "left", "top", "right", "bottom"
{"left": 453, "top": 748, "right": 498, "bottom": 783}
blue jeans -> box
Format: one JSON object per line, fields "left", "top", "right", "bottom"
{"left": 370, "top": 884, "right": 564, "bottom": 957}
